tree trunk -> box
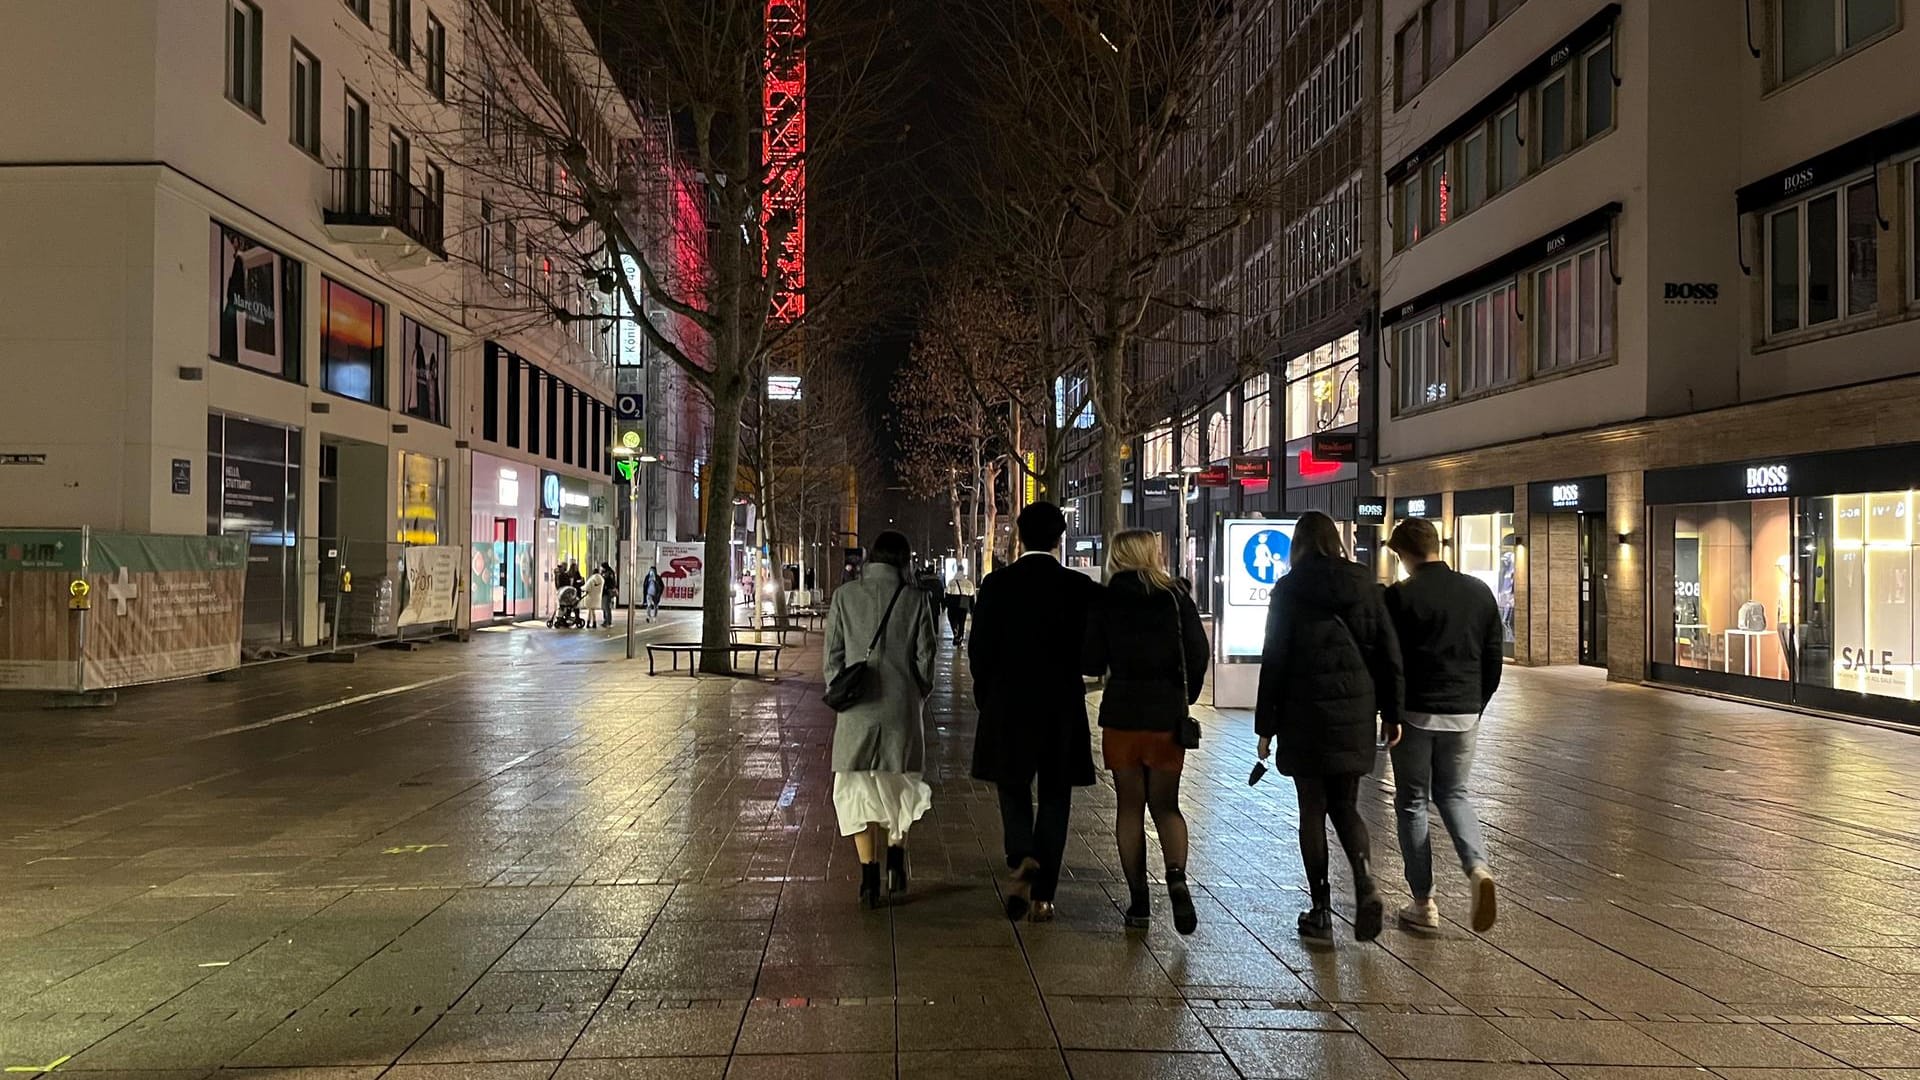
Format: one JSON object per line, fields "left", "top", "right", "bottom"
{"left": 700, "top": 376, "right": 749, "bottom": 674}
{"left": 1096, "top": 337, "right": 1127, "bottom": 556}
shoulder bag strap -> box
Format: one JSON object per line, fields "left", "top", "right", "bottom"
{"left": 867, "top": 583, "right": 906, "bottom": 658}
{"left": 1168, "top": 589, "right": 1189, "bottom": 713}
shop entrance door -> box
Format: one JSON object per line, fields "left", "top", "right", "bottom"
{"left": 1578, "top": 513, "right": 1609, "bottom": 667}
{"left": 492, "top": 518, "right": 516, "bottom": 618}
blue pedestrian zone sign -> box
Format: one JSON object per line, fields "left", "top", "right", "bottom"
{"left": 1242, "top": 529, "right": 1290, "bottom": 586}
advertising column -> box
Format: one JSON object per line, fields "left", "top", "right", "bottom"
{"left": 1215, "top": 517, "right": 1297, "bottom": 708}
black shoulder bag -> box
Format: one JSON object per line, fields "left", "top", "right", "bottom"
{"left": 824, "top": 583, "right": 906, "bottom": 712}
{"left": 1169, "top": 591, "right": 1203, "bottom": 749}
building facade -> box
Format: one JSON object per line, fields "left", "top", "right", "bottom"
{"left": 1373, "top": 0, "right": 1920, "bottom": 727}
{"left": 0, "top": 0, "right": 695, "bottom": 649}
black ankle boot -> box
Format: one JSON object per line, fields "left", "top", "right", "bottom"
{"left": 860, "top": 862, "right": 883, "bottom": 909}
{"left": 886, "top": 846, "right": 908, "bottom": 894}
{"left": 1166, "top": 867, "right": 1198, "bottom": 935}
{"left": 1351, "top": 856, "right": 1383, "bottom": 942}
{"left": 1123, "top": 886, "right": 1151, "bottom": 929}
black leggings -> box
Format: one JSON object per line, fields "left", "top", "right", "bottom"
{"left": 1294, "top": 773, "right": 1373, "bottom": 909}
{"left": 1112, "top": 767, "right": 1188, "bottom": 897}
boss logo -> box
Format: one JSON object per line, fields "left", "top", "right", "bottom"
{"left": 1781, "top": 168, "right": 1817, "bottom": 194}
{"left": 1549, "top": 44, "right": 1572, "bottom": 67}
{"left": 1745, "top": 464, "right": 1789, "bottom": 495}
{"left": 1544, "top": 234, "right": 1569, "bottom": 254}
{"left": 1551, "top": 483, "right": 1581, "bottom": 508}
{"left": 1663, "top": 282, "right": 1720, "bottom": 304}
{"left": 1405, "top": 498, "right": 1429, "bottom": 517}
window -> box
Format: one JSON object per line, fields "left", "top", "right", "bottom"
{"left": 1583, "top": 41, "right": 1615, "bottom": 139}
{"left": 1463, "top": 0, "right": 1491, "bottom": 45}
{"left": 1766, "top": 178, "right": 1879, "bottom": 337}
{"left": 226, "top": 0, "right": 262, "bottom": 116}
{"left": 1395, "top": 313, "right": 1448, "bottom": 413}
{"left": 1454, "top": 130, "right": 1486, "bottom": 217}
{"left": 1538, "top": 72, "right": 1569, "bottom": 164}
{"left": 1534, "top": 240, "right": 1614, "bottom": 372}
{"left": 390, "top": 0, "right": 412, "bottom": 66}
{"left": 344, "top": 89, "right": 371, "bottom": 212}
{"left": 1142, "top": 425, "right": 1174, "bottom": 478}
{"left": 1288, "top": 332, "right": 1361, "bottom": 436}
{"left": 321, "top": 278, "right": 386, "bottom": 405}
{"left": 1424, "top": 156, "right": 1448, "bottom": 231}
{"left": 345, "top": 0, "right": 371, "bottom": 23}
{"left": 479, "top": 199, "right": 495, "bottom": 274}
{"left": 1284, "top": 174, "right": 1361, "bottom": 297}
{"left": 424, "top": 161, "right": 444, "bottom": 215}
{"left": 1779, "top": 0, "right": 1899, "bottom": 82}
{"left": 388, "top": 130, "right": 410, "bottom": 187}
{"left": 1396, "top": 17, "right": 1424, "bottom": 104}
{"left": 1427, "top": 0, "right": 1457, "bottom": 76}
{"left": 1912, "top": 160, "right": 1920, "bottom": 303}
{"left": 1399, "top": 169, "right": 1424, "bottom": 248}
{"left": 503, "top": 222, "right": 518, "bottom": 294}
{"left": 425, "top": 15, "right": 447, "bottom": 100}
{"left": 1242, "top": 374, "right": 1271, "bottom": 453}
{"left": 290, "top": 44, "right": 321, "bottom": 156}
{"left": 1207, "top": 408, "right": 1231, "bottom": 461}
{"left": 1455, "top": 281, "right": 1517, "bottom": 395}
{"left": 1286, "top": 28, "right": 1362, "bottom": 158}
{"left": 1494, "top": 104, "right": 1522, "bottom": 194}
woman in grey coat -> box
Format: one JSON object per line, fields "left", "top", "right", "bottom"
{"left": 826, "top": 530, "right": 938, "bottom": 908}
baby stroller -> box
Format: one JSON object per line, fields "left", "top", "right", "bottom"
{"left": 549, "top": 584, "right": 585, "bottom": 629}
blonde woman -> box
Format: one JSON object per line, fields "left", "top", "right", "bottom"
{"left": 1082, "top": 529, "right": 1210, "bottom": 934}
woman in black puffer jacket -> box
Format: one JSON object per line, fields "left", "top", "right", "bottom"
{"left": 1084, "top": 529, "right": 1210, "bottom": 934}
{"left": 1255, "top": 511, "right": 1404, "bottom": 943}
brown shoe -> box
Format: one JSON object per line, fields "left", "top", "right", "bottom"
{"left": 1005, "top": 857, "right": 1040, "bottom": 922}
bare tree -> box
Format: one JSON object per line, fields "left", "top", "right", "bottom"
{"left": 955, "top": 0, "right": 1283, "bottom": 545}
{"left": 355, "top": 0, "right": 901, "bottom": 671}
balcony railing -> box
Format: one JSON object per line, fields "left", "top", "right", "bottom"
{"left": 324, "top": 167, "right": 445, "bottom": 257}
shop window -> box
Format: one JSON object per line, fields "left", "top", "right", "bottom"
{"left": 321, "top": 278, "right": 386, "bottom": 405}
{"left": 1457, "top": 128, "right": 1486, "bottom": 217}
{"left": 1241, "top": 374, "right": 1271, "bottom": 454}
{"left": 1802, "top": 491, "right": 1920, "bottom": 701}
{"left": 1533, "top": 239, "right": 1613, "bottom": 373}
{"left": 1424, "top": 156, "right": 1449, "bottom": 232}
{"left": 1913, "top": 159, "right": 1920, "bottom": 304}
{"left": 1456, "top": 280, "right": 1518, "bottom": 395}
{"left": 1288, "top": 332, "right": 1360, "bottom": 435}
{"left": 1764, "top": 177, "right": 1878, "bottom": 338}
{"left": 1455, "top": 512, "right": 1517, "bottom": 657}
{"left": 1494, "top": 104, "right": 1523, "bottom": 195}
{"left": 1653, "top": 500, "right": 1795, "bottom": 680}
{"left": 1397, "top": 169, "right": 1424, "bottom": 249}
{"left": 1778, "top": 0, "right": 1899, "bottom": 83}
{"left": 1207, "top": 407, "right": 1231, "bottom": 461}
{"left": 208, "top": 222, "right": 304, "bottom": 382}
{"left": 1394, "top": 313, "right": 1448, "bottom": 414}
{"left": 1537, "top": 71, "right": 1569, "bottom": 165}
{"left": 397, "top": 451, "right": 447, "bottom": 544}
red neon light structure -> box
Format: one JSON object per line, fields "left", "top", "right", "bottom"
{"left": 764, "top": 0, "right": 806, "bottom": 324}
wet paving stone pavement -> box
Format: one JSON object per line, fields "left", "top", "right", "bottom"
{"left": 3, "top": 615, "right": 1920, "bottom": 1077}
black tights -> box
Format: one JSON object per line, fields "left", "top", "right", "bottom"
{"left": 1294, "top": 773, "right": 1373, "bottom": 909}
{"left": 1113, "top": 767, "right": 1189, "bottom": 897}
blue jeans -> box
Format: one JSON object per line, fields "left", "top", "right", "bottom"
{"left": 1390, "top": 725, "right": 1488, "bottom": 898}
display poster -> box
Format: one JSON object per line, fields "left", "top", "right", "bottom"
{"left": 654, "top": 541, "right": 705, "bottom": 609}
{"left": 322, "top": 278, "right": 386, "bottom": 404}
{"left": 208, "top": 222, "right": 297, "bottom": 375}
{"left": 1220, "top": 518, "right": 1297, "bottom": 659}
{"left": 0, "top": 531, "right": 245, "bottom": 690}
{"left": 400, "top": 316, "right": 448, "bottom": 424}
{"left": 396, "top": 545, "right": 461, "bottom": 627}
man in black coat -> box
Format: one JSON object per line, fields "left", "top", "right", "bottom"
{"left": 1383, "top": 517, "right": 1503, "bottom": 933}
{"left": 969, "top": 501, "right": 1100, "bottom": 922}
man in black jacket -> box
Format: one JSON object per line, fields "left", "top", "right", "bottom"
{"left": 1383, "top": 517, "right": 1502, "bottom": 933}
{"left": 969, "top": 502, "right": 1100, "bottom": 922}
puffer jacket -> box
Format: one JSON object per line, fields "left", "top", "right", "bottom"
{"left": 1254, "top": 553, "right": 1404, "bottom": 776}
{"left": 1082, "top": 571, "right": 1210, "bottom": 731}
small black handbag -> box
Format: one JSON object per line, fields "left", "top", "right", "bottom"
{"left": 823, "top": 583, "right": 906, "bottom": 712}
{"left": 1169, "top": 591, "right": 1202, "bottom": 749}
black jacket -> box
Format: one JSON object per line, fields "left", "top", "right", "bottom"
{"left": 1082, "top": 571, "right": 1209, "bottom": 732}
{"left": 969, "top": 554, "right": 1101, "bottom": 787}
{"left": 1254, "top": 553, "right": 1404, "bottom": 777}
{"left": 1384, "top": 562, "right": 1504, "bottom": 715}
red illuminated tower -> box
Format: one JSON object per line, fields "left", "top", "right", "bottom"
{"left": 764, "top": 0, "right": 806, "bottom": 324}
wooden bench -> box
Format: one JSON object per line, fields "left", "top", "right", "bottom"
{"left": 646, "top": 641, "right": 784, "bottom": 676}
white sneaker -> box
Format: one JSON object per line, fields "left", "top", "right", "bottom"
{"left": 1470, "top": 867, "right": 1497, "bottom": 932}
{"left": 1398, "top": 898, "right": 1440, "bottom": 930}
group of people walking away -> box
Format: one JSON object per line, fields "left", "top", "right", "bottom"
{"left": 821, "top": 500, "right": 1504, "bottom": 943}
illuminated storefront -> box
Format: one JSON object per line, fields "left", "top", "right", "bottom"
{"left": 1648, "top": 446, "right": 1920, "bottom": 727}
{"left": 1454, "top": 487, "right": 1517, "bottom": 659}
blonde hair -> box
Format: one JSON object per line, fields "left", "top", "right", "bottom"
{"left": 1108, "top": 529, "right": 1175, "bottom": 591}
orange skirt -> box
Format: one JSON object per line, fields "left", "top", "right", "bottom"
{"left": 1101, "top": 728, "right": 1186, "bottom": 773}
